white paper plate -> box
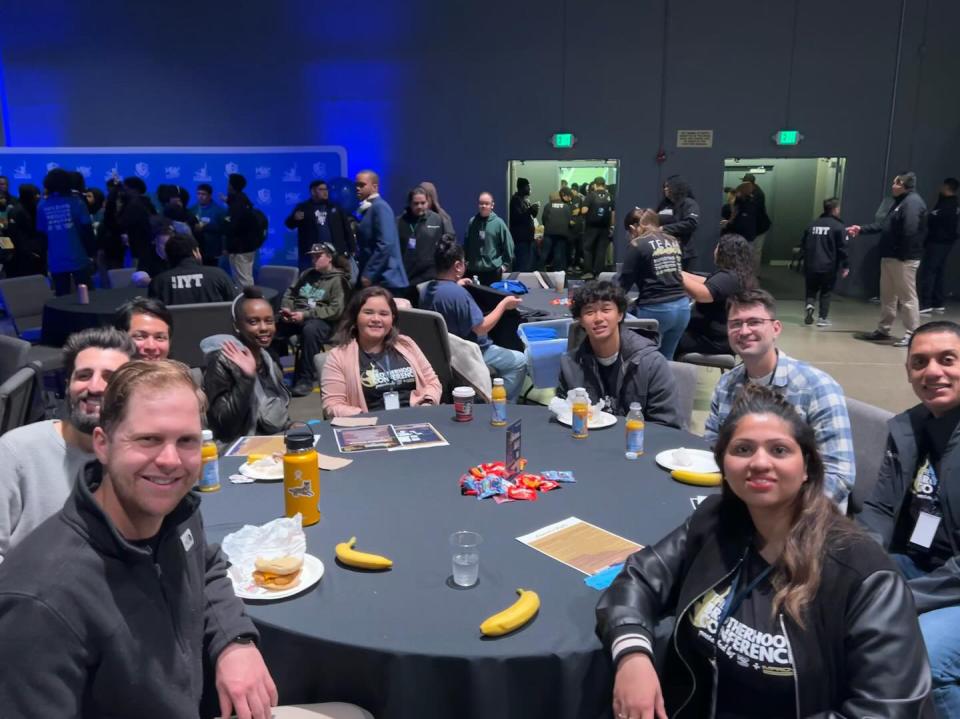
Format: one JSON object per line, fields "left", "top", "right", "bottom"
{"left": 229, "top": 553, "right": 324, "bottom": 600}
{"left": 238, "top": 462, "right": 284, "bottom": 481}
{"left": 555, "top": 411, "right": 618, "bottom": 429}
{"left": 655, "top": 448, "right": 720, "bottom": 474}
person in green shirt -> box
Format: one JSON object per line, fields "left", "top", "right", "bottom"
{"left": 464, "top": 192, "right": 514, "bottom": 286}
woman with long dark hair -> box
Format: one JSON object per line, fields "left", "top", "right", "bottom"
{"left": 321, "top": 286, "right": 441, "bottom": 417}
{"left": 597, "top": 384, "right": 931, "bottom": 719}
{"left": 676, "top": 233, "right": 756, "bottom": 356}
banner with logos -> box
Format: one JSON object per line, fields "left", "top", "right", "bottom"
{"left": 0, "top": 145, "right": 348, "bottom": 265}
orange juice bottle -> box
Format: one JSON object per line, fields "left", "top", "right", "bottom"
{"left": 283, "top": 423, "right": 320, "bottom": 526}
{"left": 491, "top": 378, "right": 508, "bottom": 426}
{"left": 625, "top": 402, "right": 645, "bottom": 459}
{"left": 572, "top": 388, "right": 589, "bottom": 439}
{"left": 198, "top": 430, "right": 221, "bottom": 492}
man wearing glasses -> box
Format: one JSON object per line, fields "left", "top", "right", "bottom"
{"left": 703, "top": 288, "right": 855, "bottom": 507}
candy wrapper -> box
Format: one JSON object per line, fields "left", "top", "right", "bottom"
{"left": 220, "top": 514, "right": 307, "bottom": 594}
{"left": 541, "top": 470, "right": 576, "bottom": 483}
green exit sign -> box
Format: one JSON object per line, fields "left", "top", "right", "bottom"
{"left": 551, "top": 133, "right": 576, "bottom": 149}
{"left": 774, "top": 129, "right": 801, "bottom": 146}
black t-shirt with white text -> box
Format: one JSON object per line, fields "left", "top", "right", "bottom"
{"left": 359, "top": 348, "right": 416, "bottom": 411}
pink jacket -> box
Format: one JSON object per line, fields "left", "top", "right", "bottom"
{"left": 321, "top": 334, "right": 443, "bottom": 417}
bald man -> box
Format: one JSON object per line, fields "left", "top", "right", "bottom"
{"left": 355, "top": 170, "right": 408, "bottom": 292}
{"left": 465, "top": 192, "right": 514, "bottom": 286}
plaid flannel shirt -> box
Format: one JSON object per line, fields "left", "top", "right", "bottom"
{"left": 703, "top": 351, "right": 856, "bottom": 504}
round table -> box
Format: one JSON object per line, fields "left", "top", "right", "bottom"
{"left": 200, "top": 405, "right": 714, "bottom": 719}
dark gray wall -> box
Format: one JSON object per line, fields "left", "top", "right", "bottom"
{"left": 2, "top": 0, "right": 958, "bottom": 293}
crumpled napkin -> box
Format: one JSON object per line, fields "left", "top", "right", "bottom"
{"left": 548, "top": 395, "right": 604, "bottom": 420}
{"left": 221, "top": 514, "right": 307, "bottom": 589}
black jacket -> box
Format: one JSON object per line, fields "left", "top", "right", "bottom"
{"left": 800, "top": 213, "right": 849, "bottom": 274}
{"left": 285, "top": 200, "right": 356, "bottom": 258}
{"left": 597, "top": 495, "right": 933, "bottom": 719}
{"left": 224, "top": 191, "right": 263, "bottom": 254}
{"left": 509, "top": 192, "right": 537, "bottom": 244}
{"left": 926, "top": 194, "right": 959, "bottom": 245}
{"left": 117, "top": 193, "right": 157, "bottom": 260}
{"left": 724, "top": 196, "right": 759, "bottom": 242}
{"left": 656, "top": 196, "right": 701, "bottom": 261}
{"left": 148, "top": 257, "right": 236, "bottom": 305}
{"left": 859, "top": 404, "right": 960, "bottom": 613}
{"left": 0, "top": 462, "right": 257, "bottom": 718}
{"left": 556, "top": 326, "right": 680, "bottom": 428}
{"left": 861, "top": 191, "right": 927, "bottom": 260}
{"left": 541, "top": 199, "right": 573, "bottom": 237}
{"left": 398, "top": 209, "right": 448, "bottom": 286}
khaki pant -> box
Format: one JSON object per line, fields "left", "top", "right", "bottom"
{"left": 752, "top": 234, "right": 766, "bottom": 273}
{"left": 879, "top": 257, "right": 920, "bottom": 334}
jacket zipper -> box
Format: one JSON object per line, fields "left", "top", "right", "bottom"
{"left": 778, "top": 614, "right": 801, "bottom": 719}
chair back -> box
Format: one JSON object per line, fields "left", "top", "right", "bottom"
{"left": 0, "top": 275, "right": 53, "bottom": 338}
{"left": 676, "top": 352, "right": 737, "bottom": 372}
{"left": 107, "top": 267, "right": 137, "bottom": 288}
{"left": 167, "top": 302, "right": 235, "bottom": 368}
{"left": 257, "top": 265, "right": 299, "bottom": 299}
{"left": 667, "top": 360, "right": 699, "bottom": 432}
{"left": 846, "top": 397, "right": 895, "bottom": 514}
{"left": 397, "top": 307, "right": 453, "bottom": 400}
{"left": 0, "top": 362, "right": 39, "bottom": 435}
{"left": 0, "top": 334, "right": 31, "bottom": 384}
{"left": 567, "top": 317, "right": 660, "bottom": 352}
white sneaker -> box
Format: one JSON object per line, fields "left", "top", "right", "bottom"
{"left": 933, "top": 307, "right": 947, "bottom": 314}
{"left": 919, "top": 307, "right": 933, "bottom": 315}
{"left": 804, "top": 305, "right": 815, "bottom": 325}
{"left": 816, "top": 318, "right": 832, "bottom": 327}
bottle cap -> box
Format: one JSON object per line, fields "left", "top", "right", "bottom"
{"left": 284, "top": 422, "right": 315, "bottom": 451}
{"left": 629, "top": 402, "right": 642, "bottom": 411}
{"left": 493, "top": 378, "right": 504, "bottom": 386}
{"left": 201, "top": 429, "right": 213, "bottom": 441}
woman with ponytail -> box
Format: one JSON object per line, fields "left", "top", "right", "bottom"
{"left": 597, "top": 384, "right": 932, "bottom": 719}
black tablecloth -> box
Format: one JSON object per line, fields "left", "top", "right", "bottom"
{"left": 200, "top": 405, "right": 714, "bottom": 719}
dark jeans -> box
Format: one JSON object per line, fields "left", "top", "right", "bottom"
{"left": 538, "top": 234, "right": 568, "bottom": 271}
{"left": 51, "top": 266, "right": 94, "bottom": 296}
{"left": 513, "top": 240, "right": 535, "bottom": 273}
{"left": 277, "top": 317, "right": 334, "bottom": 382}
{"left": 920, "top": 242, "right": 954, "bottom": 309}
{"left": 569, "top": 229, "right": 584, "bottom": 268}
{"left": 583, "top": 225, "right": 610, "bottom": 276}
{"left": 804, "top": 270, "right": 837, "bottom": 319}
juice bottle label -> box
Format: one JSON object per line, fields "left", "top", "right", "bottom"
{"left": 198, "top": 457, "right": 220, "bottom": 491}
{"left": 572, "top": 410, "right": 588, "bottom": 438}
{"left": 491, "top": 400, "right": 507, "bottom": 426}
{"left": 626, "top": 421, "right": 645, "bottom": 455}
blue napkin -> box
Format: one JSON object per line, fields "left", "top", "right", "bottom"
{"left": 585, "top": 563, "right": 624, "bottom": 591}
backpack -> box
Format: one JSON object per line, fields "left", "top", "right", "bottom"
{"left": 586, "top": 190, "right": 612, "bottom": 227}
{"left": 252, "top": 208, "right": 269, "bottom": 247}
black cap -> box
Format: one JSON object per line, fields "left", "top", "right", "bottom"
{"left": 284, "top": 422, "right": 315, "bottom": 451}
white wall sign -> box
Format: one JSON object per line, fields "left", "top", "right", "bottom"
{"left": 676, "top": 130, "right": 714, "bottom": 148}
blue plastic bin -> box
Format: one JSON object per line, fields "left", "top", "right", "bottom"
{"left": 517, "top": 319, "right": 574, "bottom": 389}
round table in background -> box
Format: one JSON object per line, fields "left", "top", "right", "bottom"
{"left": 201, "top": 405, "right": 715, "bottom": 719}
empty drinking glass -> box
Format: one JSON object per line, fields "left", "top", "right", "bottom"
{"left": 450, "top": 530, "right": 482, "bottom": 587}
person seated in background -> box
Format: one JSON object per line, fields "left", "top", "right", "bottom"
{"left": 619, "top": 208, "right": 690, "bottom": 360}
{"left": 704, "top": 289, "right": 855, "bottom": 507}
{"left": 677, "top": 233, "right": 756, "bottom": 356}
{"left": 420, "top": 238, "right": 529, "bottom": 401}
{"left": 0, "top": 327, "right": 135, "bottom": 561}
{"left": 0, "top": 360, "right": 279, "bottom": 718}
{"left": 276, "top": 242, "right": 349, "bottom": 397}
{"left": 398, "top": 185, "right": 449, "bottom": 295}
{"left": 203, "top": 287, "right": 290, "bottom": 443}
{"left": 557, "top": 281, "right": 679, "bottom": 427}
{"left": 859, "top": 321, "right": 960, "bottom": 716}
{"left": 148, "top": 231, "right": 236, "bottom": 305}
{"left": 598, "top": 384, "right": 931, "bottom": 719}
{"left": 321, "top": 286, "right": 441, "bottom": 417}
{"left": 116, "top": 296, "right": 173, "bottom": 360}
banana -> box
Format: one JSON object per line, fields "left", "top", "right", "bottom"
{"left": 671, "top": 468, "right": 723, "bottom": 487}
{"left": 480, "top": 588, "right": 540, "bottom": 637}
{"left": 335, "top": 537, "right": 393, "bottom": 570}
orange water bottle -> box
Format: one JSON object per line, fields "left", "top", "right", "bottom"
{"left": 198, "top": 430, "right": 221, "bottom": 492}
{"left": 572, "top": 388, "right": 589, "bottom": 440}
{"left": 283, "top": 423, "right": 320, "bottom": 526}
{"left": 491, "top": 378, "right": 508, "bottom": 426}
{"left": 625, "top": 402, "right": 645, "bottom": 460}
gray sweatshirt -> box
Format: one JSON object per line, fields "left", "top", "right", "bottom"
{"left": 0, "top": 420, "right": 94, "bottom": 562}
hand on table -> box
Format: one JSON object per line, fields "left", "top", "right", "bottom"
{"left": 215, "top": 642, "right": 278, "bottom": 719}
{"left": 612, "top": 653, "right": 667, "bottom": 719}
{"left": 222, "top": 341, "right": 257, "bottom": 377}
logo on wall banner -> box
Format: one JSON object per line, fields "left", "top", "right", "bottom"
{"left": 45, "top": 162, "right": 59, "bottom": 172}
{"left": 13, "top": 163, "right": 31, "bottom": 180}
{"left": 135, "top": 162, "right": 150, "bottom": 178}
{"left": 283, "top": 163, "right": 301, "bottom": 183}
{"left": 312, "top": 161, "right": 327, "bottom": 178}
{"left": 76, "top": 166, "right": 92, "bottom": 178}
{"left": 257, "top": 188, "right": 272, "bottom": 205}
{"left": 194, "top": 163, "right": 212, "bottom": 182}
{"left": 105, "top": 164, "right": 121, "bottom": 182}
{"left": 224, "top": 162, "right": 239, "bottom": 177}
{"left": 164, "top": 166, "right": 181, "bottom": 179}
{"left": 255, "top": 166, "right": 271, "bottom": 179}
{"left": 285, "top": 192, "right": 301, "bottom": 206}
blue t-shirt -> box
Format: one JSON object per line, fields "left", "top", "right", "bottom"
{"left": 37, "top": 194, "right": 91, "bottom": 273}
{"left": 420, "top": 279, "right": 491, "bottom": 351}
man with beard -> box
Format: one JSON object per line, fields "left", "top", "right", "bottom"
{"left": 0, "top": 327, "right": 135, "bottom": 561}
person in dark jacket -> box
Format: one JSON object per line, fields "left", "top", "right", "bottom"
{"left": 656, "top": 175, "right": 701, "bottom": 270}
{"left": 419, "top": 180, "right": 456, "bottom": 239}
{"left": 277, "top": 242, "right": 349, "bottom": 396}
{"left": 0, "top": 360, "right": 278, "bottom": 719}
{"left": 4, "top": 183, "right": 44, "bottom": 277}
{"left": 800, "top": 197, "right": 849, "bottom": 326}
{"left": 582, "top": 177, "right": 616, "bottom": 278}
{"left": 851, "top": 171, "right": 928, "bottom": 346}
{"left": 203, "top": 287, "right": 290, "bottom": 444}
{"left": 859, "top": 321, "right": 960, "bottom": 717}
{"left": 148, "top": 232, "right": 236, "bottom": 305}
{"left": 598, "top": 384, "right": 931, "bottom": 719}
{"left": 117, "top": 176, "right": 157, "bottom": 266}
{"left": 509, "top": 177, "right": 539, "bottom": 272}
{"left": 224, "top": 173, "right": 264, "bottom": 288}
{"left": 355, "top": 169, "right": 408, "bottom": 292}
{"left": 285, "top": 179, "right": 356, "bottom": 270}
{"left": 539, "top": 189, "right": 574, "bottom": 271}
{"left": 557, "top": 281, "right": 680, "bottom": 426}
{"left": 398, "top": 185, "right": 449, "bottom": 290}
{"left": 919, "top": 178, "right": 960, "bottom": 314}
{"left": 722, "top": 182, "right": 760, "bottom": 243}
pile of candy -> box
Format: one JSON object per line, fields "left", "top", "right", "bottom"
{"left": 459, "top": 462, "right": 576, "bottom": 503}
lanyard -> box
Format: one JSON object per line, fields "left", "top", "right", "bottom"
{"left": 717, "top": 550, "right": 775, "bottom": 629}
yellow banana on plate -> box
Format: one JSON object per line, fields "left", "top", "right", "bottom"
{"left": 480, "top": 588, "right": 540, "bottom": 637}
{"left": 335, "top": 537, "right": 393, "bottom": 570}
{"left": 670, "top": 468, "right": 723, "bottom": 486}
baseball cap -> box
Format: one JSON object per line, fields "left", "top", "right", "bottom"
{"left": 741, "top": 173, "right": 756, "bottom": 183}
{"left": 307, "top": 242, "right": 336, "bottom": 256}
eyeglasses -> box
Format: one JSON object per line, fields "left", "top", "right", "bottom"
{"left": 727, "top": 318, "right": 776, "bottom": 332}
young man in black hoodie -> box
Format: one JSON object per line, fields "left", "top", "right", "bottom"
{"left": 656, "top": 175, "right": 701, "bottom": 270}
{"left": 919, "top": 178, "right": 960, "bottom": 315}
{"left": 801, "top": 197, "right": 849, "bottom": 327}
{"left": 224, "top": 173, "right": 263, "bottom": 288}
{"left": 148, "top": 232, "right": 236, "bottom": 305}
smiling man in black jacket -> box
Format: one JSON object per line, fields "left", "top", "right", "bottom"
{"left": 0, "top": 360, "right": 277, "bottom": 718}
